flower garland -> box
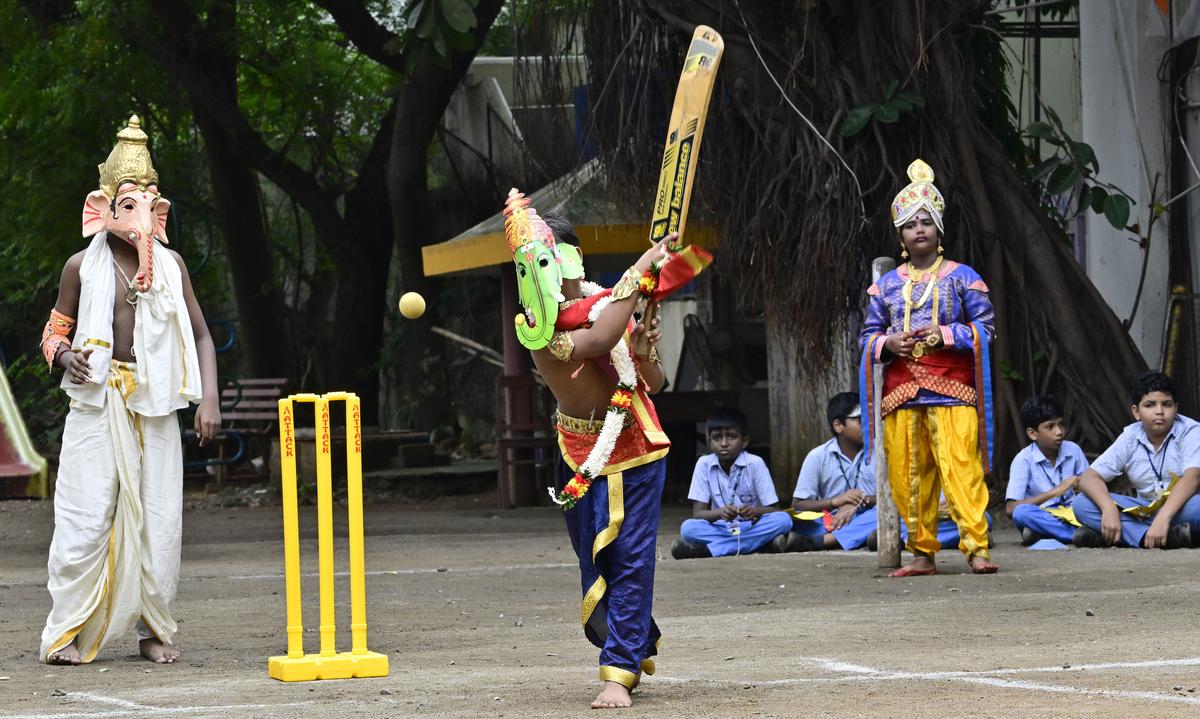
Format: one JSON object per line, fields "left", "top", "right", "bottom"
{"left": 548, "top": 282, "right": 640, "bottom": 510}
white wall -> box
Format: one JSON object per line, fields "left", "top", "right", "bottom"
{"left": 1079, "top": 0, "right": 1175, "bottom": 364}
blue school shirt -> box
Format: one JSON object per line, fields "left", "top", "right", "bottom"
{"left": 1090, "top": 414, "right": 1200, "bottom": 502}
{"left": 1004, "top": 440, "right": 1088, "bottom": 508}
{"left": 687, "top": 451, "right": 778, "bottom": 509}
{"left": 792, "top": 437, "right": 875, "bottom": 500}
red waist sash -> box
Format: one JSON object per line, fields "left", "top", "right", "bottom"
{"left": 557, "top": 388, "right": 670, "bottom": 476}
{"left": 881, "top": 349, "right": 976, "bottom": 415}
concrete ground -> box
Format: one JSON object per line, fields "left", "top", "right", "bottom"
{"left": 3, "top": 495, "right": 1200, "bottom": 718}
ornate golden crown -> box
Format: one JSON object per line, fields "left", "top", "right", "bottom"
{"left": 891, "top": 158, "right": 945, "bottom": 232}
{"left": 97, "top": 115, "right": 159, "bottom": 199}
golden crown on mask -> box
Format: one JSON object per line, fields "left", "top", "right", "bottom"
{"left": 97, "top": 115, "right": 159, "bottom": 199}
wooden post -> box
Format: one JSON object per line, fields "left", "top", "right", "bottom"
{"left": 871, "top": 256, "right": 902, "bottom": 570}
{"left": 499, "top": 271, "right": 534, "bottom": 508}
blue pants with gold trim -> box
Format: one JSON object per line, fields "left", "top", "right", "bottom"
{"left": 559, "top": 457, "right": 664, "bottom": 688}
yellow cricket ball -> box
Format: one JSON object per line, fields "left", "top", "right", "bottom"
{"left": 398, "top": 292, "right": 426, "bottom": 319}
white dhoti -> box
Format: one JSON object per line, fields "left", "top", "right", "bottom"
{"left": 40, "top": 361, "right": 181, "bottom": 662}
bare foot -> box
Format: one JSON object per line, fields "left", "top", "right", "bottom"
{"left": 47, "top": 641, "right": 81, "bottom": 665}
{"left": 969, "top": 555, "right": 999, "bottom": 574}
{"left": 139, "top": 638, "right": 180, "bottom": 664}
{"left": 888, "top": 555, "right": 937, "bottom": 578}
{"left": 591, "top": 681, "right": 632, "bottom": 709}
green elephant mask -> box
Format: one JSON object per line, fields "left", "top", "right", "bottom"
{"left": 512, "top": 239, "right": 563, "bottom": 350}
{"left": 504, "top": 188, "right": 570, "bottom": 351}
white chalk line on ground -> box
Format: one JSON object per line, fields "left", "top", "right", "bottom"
{"left": 1, "top": 695, "right": 315, "bottom": 719}
{"left": 59, "top": 695, "right": 144, "bottom": 710}
{"left": 651, "top": 655, "right": 1200, "bottom": 706}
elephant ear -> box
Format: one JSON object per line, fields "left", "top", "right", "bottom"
{"left": 154, "top": 196, "right": 171, "bottom": 244}
{"left": 81, "top": 190, "right": 110, "bottom": 238}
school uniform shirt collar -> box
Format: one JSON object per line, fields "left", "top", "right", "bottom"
{"left": 1023, "top": 442, "right": 1070, "bottom": 472}
{"left": 1133, "top": 415, "right": 1194, "bottom": 453}
{"left": 702, "top": 449, "right": 750, "bottom": 472}
{"left": 824, "top": 438, "right": 863, "bottom": 465}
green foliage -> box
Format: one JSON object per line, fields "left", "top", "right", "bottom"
{"left": 999, "top": 359, "right": 1024, "bottom": 382}
{"left": 0, "top": 3, "right": 206, "bottom": 444}
{"left": 0, "top": 0, "right": 395, "bottom": 446}
{"left": 400, "top": 0, "right": 480, "bottom": 69}
{"left": 1021, "top": 106, "right": 1135, "bottom": 231}
{"left": 840, "top": 80, "right": 925, "bottom": 137}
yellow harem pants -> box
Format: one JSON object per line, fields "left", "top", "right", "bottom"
{"left": 883, "top": 405, "right": 990, "bottom": 560}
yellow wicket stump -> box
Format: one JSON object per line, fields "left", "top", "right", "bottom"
{"left": 269, "top": 392, "right": 389, "bottom": 682}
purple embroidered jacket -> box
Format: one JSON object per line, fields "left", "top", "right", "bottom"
{"left": 860, "top": 260, "right": 995, "bottom": 409}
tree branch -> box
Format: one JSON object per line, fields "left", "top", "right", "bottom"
{"left": 310, "top": 0, "right": 407, "bottom": 73}
{"left": 118, "top": 0, "right": 347, "bottom": 245}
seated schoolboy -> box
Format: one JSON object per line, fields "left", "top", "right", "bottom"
{"left": 1005, "top": 395, "right": 1087, "bottom": 545}
{"left": 790, "top": 393, "right": 879, "bottom": 551}
{"left": 671, "top": 408, "right": 794, "bottom": 559}
{"left": 1072, "top": 372, "right": 1200, "bottom": 549}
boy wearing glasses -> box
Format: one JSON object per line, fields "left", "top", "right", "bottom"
{"left": 670, "top": 408, "right": 794, "bottom": 559}
{"left": 790, "top": 392, "right": 879, "bottom": 551}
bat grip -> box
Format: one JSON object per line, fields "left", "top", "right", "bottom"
{"left": 634, "top": 302, "right": 659, "bottom": 356}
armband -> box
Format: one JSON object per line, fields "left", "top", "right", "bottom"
{"left": 548, "top": 331, "right": 575, "bottom": 362}
{"left": 611, "top": 268, "right": 641, "bottom": 301}
{"left": 41, "top": 309, "right": 75, "bottom": 372}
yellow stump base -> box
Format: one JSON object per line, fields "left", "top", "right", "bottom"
{"left": 269, "top": 651, "right": 390, "bottom": 682}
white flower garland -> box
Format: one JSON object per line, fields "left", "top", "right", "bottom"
{"left": 548, "top": 282, "right": 640, "bottom": 508}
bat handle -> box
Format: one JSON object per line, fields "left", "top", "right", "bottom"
{"left": 634, "top": 302, "right": 659, "bottom": 356}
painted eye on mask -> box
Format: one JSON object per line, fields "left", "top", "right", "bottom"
{"left": 518, "top": 265, "right": 527, "bottom": 277}
{"left": 538, "top": 257, "right": 549, "bottom": 268}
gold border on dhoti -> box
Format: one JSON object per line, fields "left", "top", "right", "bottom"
{"left": 630, "top": 392, "right": 668, "bottom": 445}
{"left": 599, "top": 664, "right": 639, "bottom": 688}
{"left": 580, "top": 471, "right": 624, "bottom": 630}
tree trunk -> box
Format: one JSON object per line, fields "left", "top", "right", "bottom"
{"left": 328, "top": 105, "right": 397, "bottom": 424}
{"left": 766, "top": 315, "right": 855, "bottom": 500}
{"left": 385, "top": 0, "right": 505, "bottom": 429}
{"left": 192, "top": 102, "right": 291, "bottom": 378}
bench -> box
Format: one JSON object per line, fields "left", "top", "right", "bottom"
{"left": 184, "top": 377, "right": 289, "bottom": 490}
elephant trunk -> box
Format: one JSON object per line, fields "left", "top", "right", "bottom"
{"left": 133, "top": 229, "right": 154, "bottom": 292}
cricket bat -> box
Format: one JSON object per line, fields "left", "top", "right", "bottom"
{"left": 636, "top": 25, "right": 724, "bottom": 356}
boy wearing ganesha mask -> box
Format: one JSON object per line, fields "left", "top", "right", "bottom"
{"left": 38, "top": 116, "right": 220, "bottom": 665}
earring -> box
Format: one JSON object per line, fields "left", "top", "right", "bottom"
{"left": 901, "top": 247, "right": 909, "bottom": 259}
{"left": 936, "top": 242, "right": 943, "bottom": 255}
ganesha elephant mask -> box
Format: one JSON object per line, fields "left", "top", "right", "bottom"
{"left": 81, "top": 182, "right": 171, "bottom": 293}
